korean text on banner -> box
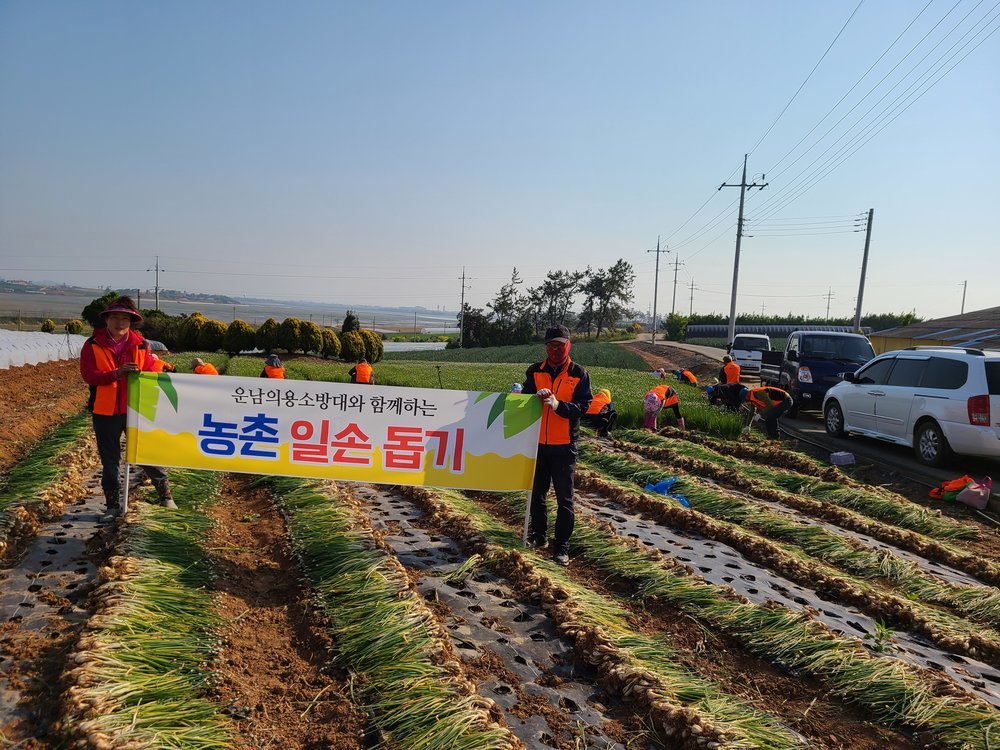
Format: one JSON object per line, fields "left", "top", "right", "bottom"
{"left": 126, "top": 372, "right": 543, "bottom": 492}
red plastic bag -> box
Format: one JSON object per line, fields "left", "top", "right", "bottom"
{"left": 956, "top": 477, "right": 992, "bottom": 510}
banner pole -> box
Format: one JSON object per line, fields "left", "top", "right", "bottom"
{"left": 522, "top": 489, "right": 531, "bottom": 544}
{"left": 123, "top": 463, "right": 131, "bottom": 515}
{"left": 123, "top": 372, "right": 136, "bottom": 516}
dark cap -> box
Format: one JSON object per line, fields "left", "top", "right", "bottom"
{"left": 544, "top": 325, "right": 570, "bottom": 343}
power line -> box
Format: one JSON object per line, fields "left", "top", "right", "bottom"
{"left": 753, "top": 6, "right": 1000, "bottom": 222}
{"left": 762, "top": 0, "right": 939, "bottom": 177}
{"left": 747, "top": 0, "right": 867, "bottom": 156}
{"left": 751, "top": 0, "right": 999, "bottom": 221}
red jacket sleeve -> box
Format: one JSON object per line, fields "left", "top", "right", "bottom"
{"left": 79, "top": 340, "right": 119, "bottom": 387}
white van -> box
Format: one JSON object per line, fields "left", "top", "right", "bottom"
{"left": 727, "top": 334, "right": 771, "bottom": 374}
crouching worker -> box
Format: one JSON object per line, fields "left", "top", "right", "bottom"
{"left": 261, "top": 354, "right": 285, "bottom": 379}
{"left": 148, "top": 353, "right": 176, "bottom": 373}
{"left": 79, "top": 296, "right": 175, "bottom": 521}
{"left": 708, "top": 382, "right": 748, "bottom": 412}
{"left": 675, "top": 368, "right": 698, "bottom": 385}
{"left": 583, "top": 388, "right": 617, "bottom": 437}
{"left": 643, "top": 383, "right": 685, "bottom": 431}
{"left": 192, "top": 358, "right": 219, "bottom": 375}
{"left": 743, "top": 386, "right": 793, "bottom": 439}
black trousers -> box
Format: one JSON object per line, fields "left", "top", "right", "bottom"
{"left": 582, "top": 410, "right": 617, "bottom": 436}
{"left": 92, "top": 413, "right": 168, "bottom": 502}
{"left": 529, "top": 443, "right": 577, "bottom": 551}
{"left": 762, "top": 399, "right": 792, "bottom": 438}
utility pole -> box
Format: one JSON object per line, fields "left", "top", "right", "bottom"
{"left": 669, "top": 256, "right": 684, "bottom": 315}
{"left": 647, "top": 237, "right": 669, "bottom": 345}
{"left": 824, "top": 288, "right": 835, "bottom": 320}
{"left": 853, "top": 209, "right": 874, "bottom": 331}
{"left": 137, "top": 289, "right": 141, "bottom": 308}
{"left": 719, "top": 155, "right": 767, "bottom": 345}
{"left": 960, "top": 280, "right": 967, "bottom": 314}
{"left": 688, "top": 278, "right": 696, "bottom": 317}
{"left": 146, "top": 255, "right": 163, "bottom": 311}
{"left": 458, "top": 267, "right": 471, "bottom": 348}
{"left": 414, "top": 311, "right": 418, "bottom": 334}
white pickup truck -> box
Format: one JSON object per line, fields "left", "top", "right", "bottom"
{"left": 727, "top": 334, "right": 771, "bottom": 375}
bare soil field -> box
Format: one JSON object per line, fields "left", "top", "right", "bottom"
{"left": 1, "top": 359, "right": 998, "bottom": 749}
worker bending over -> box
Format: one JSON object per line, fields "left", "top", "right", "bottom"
{"left": 644, "top": 383, "right": 685, "bottom": 431}
{"left": 582, "top": 388, "right": 617, "bottom": 437}
{"left": 743, "top": 386, "right": 792, "bottom": 439}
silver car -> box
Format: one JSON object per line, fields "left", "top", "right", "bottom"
{"left": 823, "top": 346, "right": 1000, "bottom": 466}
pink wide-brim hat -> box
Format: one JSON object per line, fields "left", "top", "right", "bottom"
{"left": 99, "top": 304, "right": 142, "bottom": 323}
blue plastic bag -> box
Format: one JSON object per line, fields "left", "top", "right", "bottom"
{"left": 644, "top": 477, "right": 678, "bottom": 495}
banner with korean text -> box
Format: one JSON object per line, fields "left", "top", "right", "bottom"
{"left": 126, "top": 373, "right": 543, "bottom": 492}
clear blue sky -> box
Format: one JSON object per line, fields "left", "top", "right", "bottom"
{"left": 1, "top": 1, "right": 996, "bottom": 322}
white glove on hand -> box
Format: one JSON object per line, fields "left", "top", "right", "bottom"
{"left": 543, "top": 395, "right": 558, "bottom": 410}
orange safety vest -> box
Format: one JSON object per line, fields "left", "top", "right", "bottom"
{"left": 723, "top": 361, "right": 741, "bottom": 384}
{"left": 646, "top": 384, "right": 678, "bottom": 408}
{"left": 532, "top": 362, "right": 583, "bottom": 445}
{"left": 587, "top": 391, "right": 611, "bottom": 415}
{"left": 747, "top": 386, "right": 789, "bottom": 412}
{"left": 264, "top": 365, "right": 285, "bottom": 379}
{"left": 353, "top": 362, "right": 373, "bottom": 383}
{"left": 88, "top": 339, "right": 148, "bottom": 416}
{"left": 194, "top": 363, "right": 219, "bottom": 376}
{"left": 679, "top": 370, "right": 698, "bottom": 385}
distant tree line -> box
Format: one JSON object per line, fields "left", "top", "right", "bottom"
{"left": 454, "top": 260, "right": 637, "bottom": 348}
{"left": 664, "top": 311, "right": 923, "bottom": 341}
{"left": 80, "top": 292, "right": 382, "bottom": 362}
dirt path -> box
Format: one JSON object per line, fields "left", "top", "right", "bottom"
{"left": 206, "top": 476, "right": 368, "bottom": 749}
{"left": 623, "top": 342, "right": 721, "bottom": 382}
{"left": 0, "top": 360, "right": 87, "bottom": 471}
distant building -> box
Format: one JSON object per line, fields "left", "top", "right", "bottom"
{"left": 870, "top": 306, "right": 1000, "bottom": 353}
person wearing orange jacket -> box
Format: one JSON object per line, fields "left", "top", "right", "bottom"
{"left": 743, "top": 386, "right": 793, "bottom": 439}
{"left": 582, "top": 387, "right": 617, "bottom": 437}
{"left": 349, "top": 358, "right": 374, "bottom": 384}
{"left": 260, "top": 354, "right": 285, "bottom": 379}
{"left": 521, "top": 325, "right": 592, "bottom": 567}
{"left": 191, "top": 358, "right": 219, "bottom": 375}
{"left": 148, "top": 353, "right": 177, "bottom": 373}
{"left": 644, "top": 383, "right": 685, "bottom": 431}
{"left": 718, "top": 355, "right": 741, "bottom": 384}
{"left": 79, "top": 296, "right": 175, "bottom": 520}
{"left": 675, "top": 369, "right": 698, "bottom": 385}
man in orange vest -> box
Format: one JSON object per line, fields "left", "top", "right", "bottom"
{"left": 192, "top": 358, "right": 219, "bottom": 375}
{"left": 350, "top": 358, "right": 374, "bottom": 384}
{"left": 79, "top": 296, "right": 175, "bottom": 520}
{"left": 260, "top": 354, "right": 285, "bottom": 379}
{"left": 644, "top": 384, "right": 685, "bottom": 431}
{"left": 718, "top": 355, "right": 741, "bottom": 384}
{"left": 582, "top": 387, "right": 617, "bottom": 437}
{"left": 521, "top": 325, "right": 592, "bottom": 567}
{"left": 743, "top": 386, "right": 793, "bottom": 439}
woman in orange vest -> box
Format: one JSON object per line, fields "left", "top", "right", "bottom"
{"left": 644, "top": 384, "right": 685, "bottom": 431}
{"left": 744, "top": 386, "right": 793, "bottom": 439}
{"left": 349, "top": 358, "right": 374, "bottom": 384}
{"left": 191, "top": 358, "right": 219, "bottom": 375}
{"left": 79, "top": 296, "right": 175, "bottom": 520}
{"left": 521, "top": 325, "right": 592, "bottom": 567}
{"left": 260, "top": 354, "right": 285, "bottom": 379}
{"left": 718, "top": 355, "right": 741, "bottom": 384}
{"left": 582, "top": 388, "right": 617, "bottom": 437}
